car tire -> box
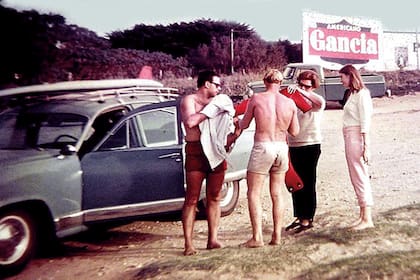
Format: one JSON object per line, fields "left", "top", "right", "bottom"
{"left": 199, "top": 180, "right": 240, "bottom": 217}
{"left": 0, "top": 210, "right": 37, "bottom": 276}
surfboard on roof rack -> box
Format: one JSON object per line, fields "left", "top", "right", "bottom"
{"left": 0, "top": 79, "right": 168, "bottom": 98}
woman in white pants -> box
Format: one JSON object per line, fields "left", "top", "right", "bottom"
{"left": 338, "top": 64, "right": 374, "bottom": 230}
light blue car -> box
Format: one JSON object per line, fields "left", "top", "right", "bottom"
{"left": 0, "top": 80, "right": 250, "bottom": 275}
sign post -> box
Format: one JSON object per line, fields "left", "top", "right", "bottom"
{"left": 415, "top": 29, "right": 419, "bottom": 70}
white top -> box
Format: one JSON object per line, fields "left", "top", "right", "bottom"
{"left": 288, "top": 92, "right": 325, "bottom": 147}
{"left": 343, "top": 88, "right": 373, "bottom": 133}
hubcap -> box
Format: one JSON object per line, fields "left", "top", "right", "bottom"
{"left": 0, "top": 215, "right": 30, "bottom": 264}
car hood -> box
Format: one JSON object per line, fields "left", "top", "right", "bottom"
{"left": 0, "top": 149, "right": 60, "bottom": 166}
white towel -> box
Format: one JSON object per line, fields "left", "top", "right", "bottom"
{"left": 199, "top": 94, "right": 235, "bottom": 169}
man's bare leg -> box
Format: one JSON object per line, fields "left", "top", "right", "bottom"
{"left": 206, "top": 171, "right": 224, "bottom": 249}
{"left": 243, "top": 171, "right": 265, "bottom": 248}
{"left": 182, "top": 205, "right": 197, "bottom": 256}
{"left": 269, "top": 172, "right": 284, "bottom": 245}
{"left": 182, "top": 171, "right": 204, "bottom": 255}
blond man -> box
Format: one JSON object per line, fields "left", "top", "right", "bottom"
{"left": 239, "top": 69, "right": 299, "bottom": 247}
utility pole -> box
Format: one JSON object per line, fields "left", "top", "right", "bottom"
{"left": 416, "top": 28, "right": 419, "bottom": 70}
{"left": 230, "top": 29, "right": 234, "bottom": 74}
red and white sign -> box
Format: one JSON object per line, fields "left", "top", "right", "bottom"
{"left": 302, "top": 12, "right": 383, "bottom": 70}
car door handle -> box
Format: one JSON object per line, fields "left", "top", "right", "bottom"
{"left": 158, "top": 152, "right": 181, "bottom": 161}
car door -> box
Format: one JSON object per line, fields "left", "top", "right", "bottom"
{"left": 0, "top": 109, "right": 85, "bottom": 218}
{"left": 80, "top": 100, "right": 185, "bottom": 221}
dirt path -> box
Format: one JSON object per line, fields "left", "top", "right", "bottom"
{"left": 7, "top": 93, "right": 420, "bottom": 280}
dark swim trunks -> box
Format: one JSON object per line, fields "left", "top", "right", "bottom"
{"left": 185, "top": 141, "right": 227, "bottom": 173}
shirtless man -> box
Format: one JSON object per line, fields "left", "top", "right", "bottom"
{"left": 180, "top": 70, "right": 236, "bottom": 256}
{"left": 238, "top": 69, "right": 300, "bottom": 247}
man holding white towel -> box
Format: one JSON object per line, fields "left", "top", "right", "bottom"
{"left": 180, "top": 70, "right": 239, "bottom": 256}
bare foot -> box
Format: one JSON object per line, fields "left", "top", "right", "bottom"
{"left": 268, "top": 239, "right": 281, "bottom": 246}
{"left": 183, "top": 247, "right": 198, "bottom": 256}
{"left": 349, "top": 218, "right": 362, "bottom": 227}
{"left": 241, "top": 239, "right": 264, "bottom": 248}
{"left": 351, "top": 221, "right": 374, "bottom": 231}
{"left": 207, "top": 240, "right": 223, "bottom": 250}
{"left": 269, "top": 233, "right": 281, "bottom": 245}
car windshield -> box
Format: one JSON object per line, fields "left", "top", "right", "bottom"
{"left": 250, "top": 85, "right": 266, "bottom": 94}
{"left": 0, "top": 109, "right": 87, "bottom": 149}
{"left": 282, "top": 66, "right": 295, "bottom": 79}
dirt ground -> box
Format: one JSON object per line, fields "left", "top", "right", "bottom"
{"left": 7, "top": 92, "right": 420, "bottom": 280}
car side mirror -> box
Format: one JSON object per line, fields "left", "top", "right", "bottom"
{"left": 61, "top": 144, "right": 77, "bottom": 156}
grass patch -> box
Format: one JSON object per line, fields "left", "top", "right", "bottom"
{"left": 381, "top": 203, "right": 420, "bottom": 220}
{"left": 134, "top": 246, "right": 305, "bottom": 279}
{"left": 133, "top": 204, "right": 419, "bottom": 279}
{"left": 295, "top": 220, "right": 418, "bottom": 247}
{"left": 305, "top": 204, "right": 420, "bottom": 245}
{"left": 294, "top": 250, "right": 420, "bottom": 280}
{"left": 298, "top": 227, "right": 368, "bottom": 246}
{"left": 134, "top": 244, "right": 420, "bottom": 279}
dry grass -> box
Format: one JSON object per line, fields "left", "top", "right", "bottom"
{"left": 133, "top": 204, "right": 420, "bottom": 279}
{"left": 162, "top": 70, "right": 420, "bottom": 98}
{"left": 295, "top": 250, "right": 420, "bottom": 280}
{"left": 162, "top": 72, "right": 263, "bottom": 97}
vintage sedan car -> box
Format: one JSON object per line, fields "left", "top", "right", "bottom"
{"left": 0, "top": 79, "right": 251, "bottom": 274}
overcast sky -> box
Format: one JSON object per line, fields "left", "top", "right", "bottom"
{"left": 3, "top": 0, "right": 420, "bottom": 42}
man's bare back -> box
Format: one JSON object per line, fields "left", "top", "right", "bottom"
{"left": 239, "top": 87, "right": 299, "bottom": 142}
{"left": 252, "top": 91, "right": 298, "bottom": 141}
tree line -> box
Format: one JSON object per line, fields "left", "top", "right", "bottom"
{"left": 0, "top": 3, "right": 302, "bottom": 88}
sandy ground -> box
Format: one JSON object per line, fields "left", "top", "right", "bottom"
{"left": 7, "top": 92, "right": 420, "bottom": 280}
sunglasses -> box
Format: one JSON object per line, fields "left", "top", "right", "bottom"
{"left": 298, "top": 82, "right": 312, "bottom": 89}
{"left": 211, "top": 82, "right": 222, "bottom": 89}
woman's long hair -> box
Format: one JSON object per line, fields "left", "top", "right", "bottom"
{"left": 297, "top": 70, "right": 320, "bottom": 89}
{"left": 338, "top": 64, "right": 365, "bottom": 92}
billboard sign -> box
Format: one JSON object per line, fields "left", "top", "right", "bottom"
{"left": 303, "top": 11, "right": 383, "bottom": 70}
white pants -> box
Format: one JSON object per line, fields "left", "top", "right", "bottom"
{"left": 343, "top": 126, "right": 373, "bottom": 207}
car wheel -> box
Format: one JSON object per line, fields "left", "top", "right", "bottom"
{"left": 0, "top": 210, "right": 37, "bottom": 275}
{"left": 200, "top": 181, "right": 240, "bottom": 217}
{"left": 219, "top": 181, "right": 240, "bottom": 217}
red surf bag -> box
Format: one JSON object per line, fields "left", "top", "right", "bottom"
{"left": 279, "top": 87, "right": 312, "bottom": 113}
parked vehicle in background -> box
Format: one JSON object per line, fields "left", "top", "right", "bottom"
{"left": 0, "top": 79, "right": 251, "bottom": 276}
{"left": 246, "top": 63, "right": 386, "bottom": 106}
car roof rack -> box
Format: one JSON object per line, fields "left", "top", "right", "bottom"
{"left": 0, "top": 79, "right": 181, "bottom": 106}
{"left": 0, "top": 79, "right": 175, "bottom": 98}
{"left": 48, "top": 86, "right": 180, "bottom": 103}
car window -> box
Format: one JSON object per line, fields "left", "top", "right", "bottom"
{"left": 80, "top": 108, "right": 129, "bottom": 154}
{"left": 0, "top": 110, "right": 87, "bottom": 149}
{"left": 283, "top": 66, "right": 296, "bottom": 80}
{"left": 136, "top": 106, "right": 178, "bottom": 147}
{"left": 0, "top": 110, "right": 25, "bottom": 149}
{"left": 97, "top": 106, "right": 177, "bottom": 150}
{"left": 98, "top": 120, "right": 138, "bottom": 151}
{"left": 250, "top": 85, "right": 266, "bottom": 94}
{"left": 36, "top": 114, "right": 86, "bottom": 148}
